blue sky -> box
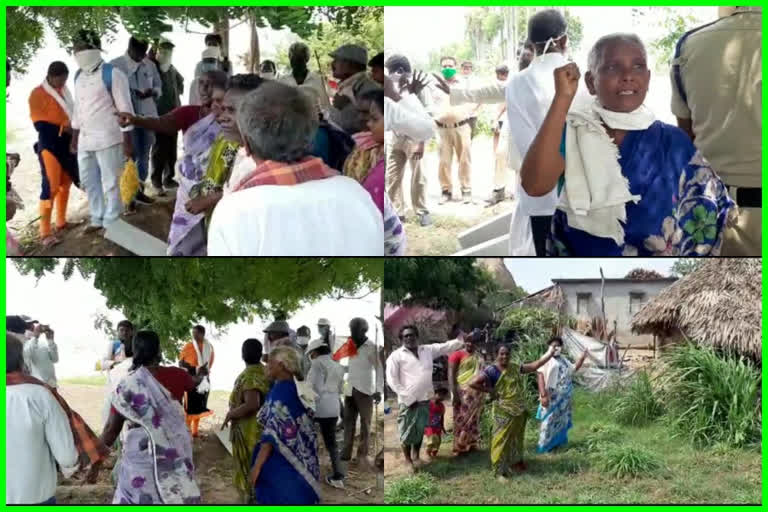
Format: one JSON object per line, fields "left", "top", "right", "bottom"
{"left": 503, "top": 258, "right": 677, "bottom": 294}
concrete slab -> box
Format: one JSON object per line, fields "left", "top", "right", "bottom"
{"left": 457, "top": 210, "right": 513, "bottom": 249}
{"left": 104, "top": 219, "right": 168, "bottom": 256}
{"left": 216, "top": 425, "right": 233, "bottom": 456}
{"left": 452, "top": 233, "right": 510, "bottom": 256}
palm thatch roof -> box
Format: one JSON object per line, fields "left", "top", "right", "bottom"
{"left": 631, "top": 259, "right": 761, "bottom": 360}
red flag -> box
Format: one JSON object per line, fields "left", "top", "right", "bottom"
{"left": 333, "top": 337, "right": 358, "bottom": 361}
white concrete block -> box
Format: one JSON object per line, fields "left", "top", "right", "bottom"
{"left": 457, "top": 211, "right": 513, "bottom": 248}
{"left": 104, "top": 219, "right": 168, "bottom": 256}
{"left": 452, "top": 233, "right": 510, "bottom": 256}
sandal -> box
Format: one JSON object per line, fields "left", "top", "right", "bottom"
{"left": 41, "top": 235, "right": 61, "bottom": 248}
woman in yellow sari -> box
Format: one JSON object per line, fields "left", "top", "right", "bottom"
{"left": 469, "top": 344, "right": 555, "bottom": 481}
{"left": 222, "top": 338, "right": 269, "bottom": 503}
{"left": 448, "top": 330, "right": 485, "bottom": 454}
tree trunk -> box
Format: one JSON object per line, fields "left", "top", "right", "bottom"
{"left": 213, "top": 18, "right": 230, "bottom": 58}
{"left": 248, "top": 14, "right": 260, "bottom": 73}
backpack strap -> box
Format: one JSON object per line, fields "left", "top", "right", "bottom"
{"left": 74, "top": 62, "right": 114, "bottom": 102}
{"left": 672, "top": 19, "right": 721, "bottom": 105}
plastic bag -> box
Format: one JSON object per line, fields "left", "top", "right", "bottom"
{"left": 119, "top": 159, "right": 139, "bottom": 205}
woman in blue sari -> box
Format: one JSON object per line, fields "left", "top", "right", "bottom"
{"left": 535, "top": 337, "right": 587, "bottom": 453}
{"left": 249, "top": 346, "right": 320, "bottom": 504}
{"left": 521, "top": 33, "right": 733, "bottom": 256}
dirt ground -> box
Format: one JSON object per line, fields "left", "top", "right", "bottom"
{"left": 55, "top": 384, "right": 382, "bottom": 504}
{"left": 15, "top": 190, "right": 175, "bottom": 257}
{"left": 396, "top": 136, "right": 516, "bottom": 256}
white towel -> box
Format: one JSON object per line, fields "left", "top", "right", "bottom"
{"left": 40, "top": 80, "right": 74, "bottom": 120}
{"left": 560, "top": 98, "right": 654, "bottom": 244}
{"left": 191, "top": 339, "right": 213, "bottom": 394}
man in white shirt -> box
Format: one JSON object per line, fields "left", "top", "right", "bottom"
{"left": 22, "top": 322, "right": 59, "bottom": 388}
{"left": 384, "top": 57, "right": 434, "bottom": 227}
{"left": 70, "top": 29, "right": 135, "bottom": 233}
{"left": 6, "top": 335, "right": 78, "bottom": 504}
{"left": 280, "top": 42, "right": 332, "bottom": 112}
{"left": 111, "top": 36, "right": 162, "bottom": 206}
{"left": 385, "top": 325, "right": 463, "bottom": 472}
{"left": 207, "top": 81, "right": 383, "bottom": 256}
{"left": 341, "top": 318, "right": 383, "bottom": 468}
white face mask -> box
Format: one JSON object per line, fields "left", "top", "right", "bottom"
{"left": 157, "top": 50, "right": 172, "bottom": 72}
{"left": 296, "top": 336, "right": 310, "bottom": 346}
{"left": 261, "top": 72, "right": 275, "bottom": 80}
{"left": 540, "top": 33, "right": 566, "bottom": 56}
{"left": 74, "top": 49, "right": 102, "bottom": 72}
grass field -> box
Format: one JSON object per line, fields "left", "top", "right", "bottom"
{"left": 385, "top": 389, "right": 761, "bottom": 504}
{"left": 60, "top": 375, "right": 107, "bottom": 386}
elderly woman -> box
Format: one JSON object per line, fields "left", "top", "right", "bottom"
{"left": 536, "top": 337, "right": 588, "bottom": 453}
{"left": 91, "top": 331, "right": 202, "bottom": 503}
{"left": 521, "top": 33, "right": 733, "bottom": 256}
{"left": 250, "top": 346, "right": 321, "bottom": 504}
{"left": 469, "top": 344, "right": 556, "bottom": 481}
{"left": 223, "top": 339, "right": 269, "bottom": 503}
{"left": 117, "top": 70, "right": 228, "bottom": 255}
{"left": 207, "top": 81, "right": 383, "bottom": 255}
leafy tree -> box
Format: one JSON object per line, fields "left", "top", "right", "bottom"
{"left": 6, "top": 6, "right": 372, "bottom": 73}
{"left": 512, "top": 7, "right": 583, "bottom": 54}
{"left": 631, "top": 7, "right": 706, "bottom": 71}
{"left": 13, "top": 258, "right": 383, "bottom": 356}
{"left": 383, "top": 258, "right": 496, "bottom": 311}
{"left": 670, "top": 258, "right": 704, "bottom": 277}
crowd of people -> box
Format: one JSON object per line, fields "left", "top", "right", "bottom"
{"left": 7, "top": 28, "right": 390, "bottom": 255}
{"left": 6, "top": 314, "right": 383, "bottom": 504}
{"left": 385, "top": 327, "right": 588, "bottom": 479}
{"left": 383, "top": 7, "right": 761, "bottom": 256}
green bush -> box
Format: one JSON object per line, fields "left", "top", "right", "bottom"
{"left": 612, "top": 371, "right": 664, "bottom": 425}
{"left": 583, "top": 422, "right": 623, "bottom": 452}
{"left": 384, "top": 474, "right": 438, "bottom": 504}
{"left": 660, "top": 344, "right": 759, "bottom": 447}
{"left": 595, "top": 444, "right": 663, "bottom": 478}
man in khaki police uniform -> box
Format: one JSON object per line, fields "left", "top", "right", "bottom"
{"left": 670, "top": 6, "right": 762, "bottom": 256}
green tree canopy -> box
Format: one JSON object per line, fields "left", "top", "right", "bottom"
{"left": 383, "top": 258, "right": 496, "bottom": 311}
{"left": 6, "top": 6, "right": 373, "bottom": 73}
{"left": 13, "top": 258, "right": 383, "bottom": 355}
{"left": 670, "top": 258, "right": 704, "bottom": 277}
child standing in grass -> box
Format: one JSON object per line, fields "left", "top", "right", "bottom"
{"left": 425, "top": 388, "right": 449, "bottom": 459}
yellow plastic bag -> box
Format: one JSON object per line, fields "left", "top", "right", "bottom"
{"left": 119, "top": 159, "right": 139, "bottom": 205}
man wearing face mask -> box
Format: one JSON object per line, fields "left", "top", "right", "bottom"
{"left": 110, "top": 36, "right": 162, "bottom": 209}
{"left": 70, "top": 29, "right": 135, "bottom": 234}
{"left": 328, "top": 44, "right": 382, "bottom": 135}
{"left": 385, "top": 54, "right": 433, "bottom": 227}
{"left": 259, "top": 60, "right": 277, "bottom": 80}
{"left": 430, "top": 56, "right": 477, "bottom": 205}
{"left": 193, "top": 34, "right": 232, "bottom": 79}
{"left": 296, "top": 325, "right": 313, "bottom": 377}
{"left": 280, "top": 42, "right": 331, "bottom": 112}
{"left": 149, "top": 38, "right": 183, "bottom": 195}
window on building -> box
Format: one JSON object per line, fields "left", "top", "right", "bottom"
{"left": 629, "top": 292, "right": 647, "bottom": 314}
{"left": 576, "top": 293, "right": 591, "bottom": 315}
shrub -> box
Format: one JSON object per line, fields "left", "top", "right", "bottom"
{"left": 612, "top": 371, "right": 664, "bottom": 425}
{"left": 660, "top": 344, "right": 759, "bottom": 447}
{"left": 595, "top": 444, "right": 663, "bottom": 478}
{"left": 384, "top": 474, "right": 438, "bottom": 504}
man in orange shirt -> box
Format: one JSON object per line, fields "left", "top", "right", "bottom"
{"left": 179, "top": 325, "right": 214, "bottom": 437}
{"left": 28, "top": 61, "right": 80, "bottom": 246}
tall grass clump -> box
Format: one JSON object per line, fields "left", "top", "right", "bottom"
{"left": 583, "top": 422, "right": 623, "bottom": 452}
{"left": 595, "top": 444, "right": 663, "bottom": 478}
{"left": 612, "top": 371, "right": 664, "bottom": 425}
{"left": 660, "top": 344, "right": 759, "bottom": 448}
{"left": 384, "top": 474, "right": 437, "bottom": 504}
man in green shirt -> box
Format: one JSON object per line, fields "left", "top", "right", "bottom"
{"left": 150, "top": 38, "right": 184, "bottom": 194}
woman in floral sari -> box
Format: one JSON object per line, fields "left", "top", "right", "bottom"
{"left": 520, "top": 34, "right": 733, "bottom": 256}
{"left": 90, "top": 331, "right": 202, "bottom": 504}
{"left": 448, "top": 330, "right": 485, "bottom": 455}
{"left": 469, "top": 344, "right": 556, "bottom": 481}
{"left": 222, "top": 338, "right": 269, "bottom": 503}
{"left": 536, "top": 337, "right": 587, "bottom": 453}
{"left": 249, "top": 346, "right": 321, "bottom": 504}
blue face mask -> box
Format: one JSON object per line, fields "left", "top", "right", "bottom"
{"left": 201, "top": 59, "right": 220, "bottom": 73}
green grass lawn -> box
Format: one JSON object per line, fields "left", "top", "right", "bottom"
{"left": 385, "top": 389, "right": 761, "bottom": 504}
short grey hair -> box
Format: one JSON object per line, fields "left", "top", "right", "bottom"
{"left": 271, "top": 346, "right": 300, "bottom": 376}
{"left": 587, "top": 33, "right": 647, "bottom": 74}
{"left": 237, "top": 81, "right": 318, "bottom": 163}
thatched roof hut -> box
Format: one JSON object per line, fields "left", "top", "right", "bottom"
{"left": 631, "top": 259, "right": 761, "bottom": 361}
{"left": 507, "top": 284, "right": 566, "bottom": 313}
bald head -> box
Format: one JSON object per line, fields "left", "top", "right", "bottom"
{"left": 350, "top": 318, "right": 369, "bottom": 344}
{"left": 7, "top": 334, "right": 24, "bottom": 373}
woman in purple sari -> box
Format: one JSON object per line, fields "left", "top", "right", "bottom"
{"left": 521, "top": 33, "right": 733, "bottom": 257}
{"left": 89, "top": 331, "right": 202, "bottom": 504}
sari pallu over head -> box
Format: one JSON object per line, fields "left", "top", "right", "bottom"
{"left": 167, "top": 113, "right": 221, "bottom": 256}
{"left": 252, "top": 379, "right": 320, "bottom": 504}
{"left": 111, "top": 367, "right": 201, "bottom": 504}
